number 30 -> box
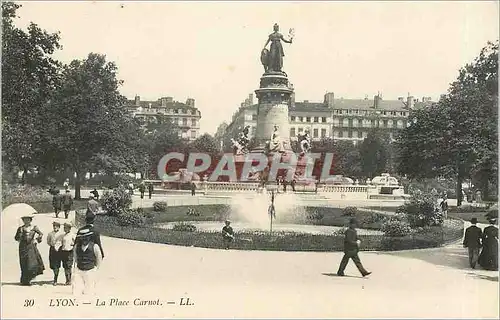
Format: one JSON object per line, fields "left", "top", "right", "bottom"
{"left": 24, "top": 299, "right": 34, "bottom": 307}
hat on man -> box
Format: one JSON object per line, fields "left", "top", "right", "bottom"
{"left": 470, "top": 218, "right": 478, "bottom": 224}
{"left": 21, "top": 213, "right": 35, "bottom": 220}
{"left": 65, "top": 189, "right": 70, "bottom": 193}
{"left": 52, "top": 221, "right": 61, "bottom": 226}
{"left": 76, "top": 228, "right": 94, "bottom": 238}
{"left": 63, "top": 222, "right": 72, "bottom": 228}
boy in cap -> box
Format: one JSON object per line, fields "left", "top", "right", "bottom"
{"left": 72, "top": 228, "right": 103, "bottom": 295}
{"left": 52, "top": 190, "right": 62, "bottom": 218}
{"left": 222, "top": 220, "right": 235, "bottom": 249}
{"left": 77, "top": 215, "right": 104, "bottom": 259}
{"left": 463, "top": 217, "right": 482, "bottom": 269}
{"left": 46, "top": 221, "right": 62, "bottom": 285}
{"left": 59, "top": 222, "right": 76, "bottom": 285}
{"left": 337, "top": 218, "right": 372, "bottom": 277}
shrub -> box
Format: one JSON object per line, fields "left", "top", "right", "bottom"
{"left": 101, "top": 187, "right": 132, "bottom": 216}
{"left": 186, "top": 208, "right": 200, "bottom": 216}
{"left": 2, "top": 184, "right": 53, "bottom": 206}
{"left": 86, "top": 174, "right": 137, "bottom": 189}
{"left": 153, "top": 201, "right": 168, "bottom": 212}
{"left": 117, "top": 209, "right": 145, "bottom": 227}
{"left": 172, "top": 222, "right": 197, "bottom": 232}
{"left": 451, "top": 204, "right": 489, "bottom": 213}
{"left": 306, "top": 210, "right": 324, "bottom": 220}
{"left": 342, "top": 206, "right": 358, "bottom": 216}
{"left": 381, "top": 218, "right": 412, "bottom": 237}
{"left": 360, "top": 211, "right": 387, "bottom": 224}
{"left": 397, "top": 188, "right": 442, "bottom": 227}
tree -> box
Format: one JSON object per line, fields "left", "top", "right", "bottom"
{"left": 396, "top": 41, "right": 498, "bottom": 205}
{"left": 188, "top": 133, "right": 220, "bottom": 155}
{"left": 359, "top": 130, "right": 389, "bottom": 178}
{"left": 2, "top": 2, "right": 62, "bottom": 183}
{"left": 48, "top": 53, "right": 136, "bottom": 199}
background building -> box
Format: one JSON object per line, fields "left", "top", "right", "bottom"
{"left": 224, "top": 92, "right": 435, "bottom": 146}
{"left": 127, "top": 95, "right": 202, "bottom": 140}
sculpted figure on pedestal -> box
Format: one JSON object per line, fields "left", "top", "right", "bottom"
{"left": 261, "top": 23, "right": 294, "bottom": 73}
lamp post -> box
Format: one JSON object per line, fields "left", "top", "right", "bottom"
{"left": 268, "top": 190, "right": 276, "bottom": 235}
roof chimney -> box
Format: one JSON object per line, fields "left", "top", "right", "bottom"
{"left": 407, "top": 96, "right": 415, "bottom": 109}
{"left": 373, "top": 95, "right": 381, "bottom": 109}
{"left": 134, "top": 95, "right": 140, "bottom": 106}
{"left": 324, "top": 92, "right": 335, "bottom": 108}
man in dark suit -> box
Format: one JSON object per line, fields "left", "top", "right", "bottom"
{"left": 77, "top": 216, "right": 104, "bottom": 259}
{"left": 337, "top": 218, "right": 371, "bottom": 277}
{"left": 463, "top": 217, "right": 482, "bottom": 269}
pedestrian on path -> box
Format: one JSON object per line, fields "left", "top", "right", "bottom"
{"left": 86, "top": 196, "right": 99, "bottom": 219}
{"left": 15, "top": 214, "right": 45, "bottom": 286}
{"left": 90, "top": 188, "right": 99, "bottom": 201}
{"left": 52, "top": 190, "right": 62, "bottom": 218}
{"left": 337, "top": 218, "right": 372, "bottom": 277}
{"left": 191, "top": 182, "right": 196, "bottom": 196}
{"left": 139, "top": 183, "right": 146, "bottom": 199}
{"left": 72, "top": 228, "right": 103, "bottom": 296}
{"left": 222, "top": 220, "right": 235, "bottom": 249}
{"left": 77, "top": 216, "right": 105, "bottom": 259}
{"left": 47, "top": 221, "right": 62, "bottom": 285}
{"left": 59, "top": 223, "right": 76, "bottom": 285}
{"left": 62, "top": 190, "right": 73, "bottom": 219}
{"left": 463, "top": 218, "right": 482, "bottom": 269}
{"left": 479, "top": 218, "right": 498, "bottom": 271}
{"left": 148, "top": 183, "right": 154, "bottom": 199}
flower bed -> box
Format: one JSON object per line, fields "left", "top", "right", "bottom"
{"left": 92, "top": 213, "right": 464, "bottom": 252}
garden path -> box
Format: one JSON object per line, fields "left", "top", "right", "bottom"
{"left": 1, "top": 201, "right": 497, "bottom": 318}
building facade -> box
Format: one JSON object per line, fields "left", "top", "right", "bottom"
{"left": 224, "top": 92, "right": 435, "bottom": 146}
{"left": 126, "top": 96, "right": 202, "bottom": 141}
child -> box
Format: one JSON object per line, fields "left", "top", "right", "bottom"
{"left": 46, "top": 221, "right": 62, "bottom": 285}
{"left": 59, "top": 223, "right": 76, "bottom": 285}
{"left": 222, "top": 220, "right": 235, "bottom": 249}
{"left": 72, "top": 228, "right": 103, "bottom": 295}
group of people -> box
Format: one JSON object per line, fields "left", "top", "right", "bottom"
{"left": 50, "top": 189, "right": 74, "bottom": 219}
{"left": 15, "top": 210, "right": 105, "bottom": 295}
{"left": 463, "top": 217, "right": 498, "bottom": 270}
{"left": 138, "top": 183, "right": 154, "bottom": 199}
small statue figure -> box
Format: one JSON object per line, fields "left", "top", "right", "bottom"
{"left": 297, "top": 130, "right": 311, "bottom": 155}
{"left": 261, "top": 23, "right": 293, "bottom": 73}
{"left": 265, "top": 125, "right": 284, "bottom": 154}
{"left": 232, "top": 125, "right": 251, "bottom": 155}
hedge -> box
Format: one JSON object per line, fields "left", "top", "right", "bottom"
{"left": 93, "top": 215, "right": 464, "bottom": 252}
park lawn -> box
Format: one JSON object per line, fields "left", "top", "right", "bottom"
{"left": 142, "top": 205, "right": 389, "bottom": 230}
{"left": 24, "top": 200, "right": 88, "bottom": 214}
{"left": 448, "top": 211, "right": 490, "bottom": 224}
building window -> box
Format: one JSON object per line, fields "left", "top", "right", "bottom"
{"left": 306, "top": 117, "right": 311, "bottom": 122}
{"left": 371, "top": 119, "right": 375, "bottom": 127}
{"left": 333, "top": 118, "right": 339, "bottom": 127}
{"left": 339, "top": 131, "right": 344, "bottom": 138}
{"left": 291, "top": 116, "right": 296, "bottom": 121}
{"left": 190, "top": 130, "right": 196, "bottom": 139}
{"left": 191, "top": 119, "right": 197, "bottom": 127}
{"left": 313, "top": 128, "right": 318, "bottom": 138}
{"left": 321, "top": 128, "right": 326, "bottom": 138}
{"left": 321, "top": 117, "right": 327, "bottom": 123}
{"left": 393, "top": 121, "right": 398, "bottom": 128}
{"left": 174, "top": 109, "right": 179, "bottom": 114}
{"left": 397, "top": 120, "right": 403, "bottom": 128}
{"left": 299, "top": 116, "right": 304, "bottom": 122}
{"left": 348, "top": 130, "right": 353, "bottom": 138}
{"left": 252, "top": 114, "right": 257, "bottom": 121}
{"left": 343, "top": 118, "right": 349, "bottom": 127}
{"left": 363, "top": 131, "right": 368, "bottom": 138}
{"left": 290, "top": 128, "right": 296, "bottom": 137}
{"left": 314, "top": 117, "right": 319, "bottom": 123}
{"left": 298, "top": 127, "right": 303, "bottom": 133}
{"left": 357, "top": 131, "right": 362, "bottom": 138}
{"left": 182, "top": 118, "right": 188, "bottom": 126}
{"left": 348, "top": 118, "right": 353, "bottom": 127}
{"left": 178, "top": 109, "right": 183, "bottom": 114}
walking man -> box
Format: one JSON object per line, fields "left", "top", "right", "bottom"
{"left": 86, "top": 196, "right": 99, "bottom": 219}
{"left": 47, "top": 221, "right": 62, "bottom": 285}
{"left": 72, "top": 228, "right": 103, "bottom": 296}
{"left": 59, "top": 222, "right": 75, "bottom": 285}
{"left": 191, "top": 182, "right": 196, "bottom": 196}
{"left": 463, "top": 217, "right": 482, "bottom": 269}
{"left": 52, "top": 190, "right": 62, "bottom": 218}
{"left": 62, "top": 190, "right": 73, "bottom": 219}
{"left": 138, "top": 183, "right": 146, "bottom": 199}
{"left": 148, "top": 183, "right": 154, "bottom": 199}
{"left": 77, "top": 215, "right": 105, "bottom": 259}
{"left": 337, "top": 218, "right": 372, "bottom": 277}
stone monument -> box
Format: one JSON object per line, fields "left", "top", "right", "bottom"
{"left": 252, "top": 23, "right": 294, "bottom": 154}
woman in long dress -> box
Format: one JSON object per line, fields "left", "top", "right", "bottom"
{"left": 479, "top": 218, "right": 498, "bottom": 271}
{"left": 14, "top": 214, "right": 45, "bottom": 285}
{"left": 264, "top": 24, "right": 293, "bottom": 72}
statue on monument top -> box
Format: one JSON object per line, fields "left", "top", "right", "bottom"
{"left": 261, "top": 23, "right": 294, "bottom": 73}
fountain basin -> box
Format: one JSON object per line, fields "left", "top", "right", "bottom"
{"left": 156, "top": 221, "right": 383, "bottom": 236}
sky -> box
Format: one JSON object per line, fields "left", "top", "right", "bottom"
{"left": 14, "top": 1, "right": 499, "bottom": 134}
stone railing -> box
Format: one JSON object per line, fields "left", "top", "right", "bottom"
{"left": 320, "top": 185, "right": 370, "bottom": 193}
{"left": 202, "top": 182, "right": 261, "bottom": 192}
